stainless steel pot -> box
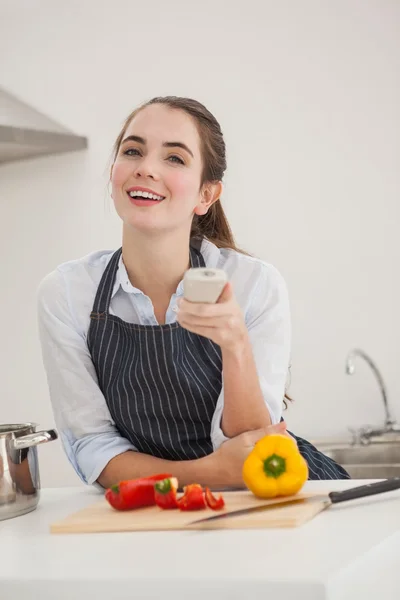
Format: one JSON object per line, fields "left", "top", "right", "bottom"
{"left": 0, "top": 423, "right": 58, "bottom": 521}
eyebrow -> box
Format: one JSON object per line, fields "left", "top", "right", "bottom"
{"left": 121, "top": 135, "right": 194, "bottom": 158}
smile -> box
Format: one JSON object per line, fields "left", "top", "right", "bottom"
{"left": 127, "top": 190, "right": 165, "bottom": 201}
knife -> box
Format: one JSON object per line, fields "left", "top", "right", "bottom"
{"left": 188, "top": 478, "right": 400, "bottom": 526}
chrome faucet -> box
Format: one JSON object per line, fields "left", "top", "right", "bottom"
{"left": 345, "top": 348, "right": 400, "bottom": 444}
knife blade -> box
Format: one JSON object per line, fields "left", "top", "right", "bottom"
{"left": 188, "top": 477, "right": 400, "bottom": 526}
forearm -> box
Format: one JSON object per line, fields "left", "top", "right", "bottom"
{"left": 221, "top": 333, "right": 272, "bottom": 438}
{"left": 97, "top": 449, "right": 221, "bottom": 489}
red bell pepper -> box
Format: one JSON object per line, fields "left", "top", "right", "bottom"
{"left": 204, "top": 487, "right": 225, "bottom": 510}
{"left": 177, "top": 484, "right": 207, "bottom": 511}
{"left": 154, "top": 477, "right": 179, "bottom": 509}
{"left": 105, "top": 473, "right": 172, "bottom": 511}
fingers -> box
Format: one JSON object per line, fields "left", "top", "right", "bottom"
{"left": 177, "top": 316, "right": 219, "bottom": 329}
{"left": 178, "top": 298, "right": 232, "bottom": 318}
{"left": 265, "top": 422, "right": 297, "bottom": 445}
{"left": 217, "top": 282, "right": 233, "bottom": 303}
{"left": 245, "top": 421, "right": 287, "bottom": 446}
{"left": 265, "top": 422, "right": 287, "bottom": 435}
{"left": 177, "top": 314, "right": 242, "bottom": 331}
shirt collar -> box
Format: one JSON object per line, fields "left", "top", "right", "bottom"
{"left": 111, "top": 255, "right": 143, "bottom": 298}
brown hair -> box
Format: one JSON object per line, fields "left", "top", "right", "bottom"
{"left": 112, "top": 96, "right": 292, "bottom": 409}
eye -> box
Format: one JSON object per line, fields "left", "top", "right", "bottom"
{"left": 124, "top": 148, "right": 141, "bottom": 157}
{"left": 167, "top": 155, "right": 185, "bottom": 165}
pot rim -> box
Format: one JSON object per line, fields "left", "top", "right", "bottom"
{"left": 0, "top": 422, "right": 38, "bottom": 436}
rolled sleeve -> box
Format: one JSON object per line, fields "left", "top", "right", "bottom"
{"left": 211, "top": 261, "right": 291, "bottom": 448}
{"left": 37, "top": 270, "right": 137, "bottom": 486}
{"left": 210, "top": 393, "right": 229, "bottom": 450}
{"left": 60, "top": 429, "right": 136, "bottom": 486}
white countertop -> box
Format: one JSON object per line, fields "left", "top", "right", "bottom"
{"left": 1, "top": 479, "right": 400, "bottom": 600}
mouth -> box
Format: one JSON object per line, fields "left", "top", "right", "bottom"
{"left": 126, "top": 188, "right": 166, "bottom": 203}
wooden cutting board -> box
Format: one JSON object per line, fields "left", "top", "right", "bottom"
{"left": 50, "top": 490, "right": 329, "bottom": 533}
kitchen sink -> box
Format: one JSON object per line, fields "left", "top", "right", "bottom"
{"left": 314, "top": 347, "right": 400, "bottom": 479}
{"left": 319, "top": 443, "right": 400, "bottom": 479}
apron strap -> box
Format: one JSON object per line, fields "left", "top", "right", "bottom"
{"left": 189, "top": 237, "right": 205, "bottom": 268}
{"left": 91, "top": 248, "right": 122, "bottom": 314}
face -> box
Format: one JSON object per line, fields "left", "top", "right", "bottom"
{"left": 111, "top": 104, "right": 221, "bottom": 235}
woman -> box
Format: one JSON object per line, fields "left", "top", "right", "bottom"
{"left": 37, "top": 96, "right": 349, "bottom": 489}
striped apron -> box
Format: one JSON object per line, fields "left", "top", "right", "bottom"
{"left": 87, "top": 243, "right": 350, "bottom": 480}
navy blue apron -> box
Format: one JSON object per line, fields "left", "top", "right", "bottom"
{"left": 87, "top": 244, "right": 350, "bottom": 480}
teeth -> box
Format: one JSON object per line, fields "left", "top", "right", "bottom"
{"left": 128, "top": 190, "right": 164, "bottom": 201}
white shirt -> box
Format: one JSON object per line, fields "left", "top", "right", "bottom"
{"left": 37, "top": 239, "right": 291, "bottom": 486}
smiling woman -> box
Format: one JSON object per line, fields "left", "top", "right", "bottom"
{"left": 36, "top": 96, "right": 350, "bottom": 490}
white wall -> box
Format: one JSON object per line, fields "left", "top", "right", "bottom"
{"left": 0, "top": 0, "right": 399, "bottom": 487}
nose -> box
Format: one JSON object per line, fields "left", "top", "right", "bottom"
{"left": 133, "top": 155, "right": 159, "bottom": 180}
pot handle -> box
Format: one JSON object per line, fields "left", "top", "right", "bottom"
{"left": 11, "top": 429, "right": 58, "bottom": 450}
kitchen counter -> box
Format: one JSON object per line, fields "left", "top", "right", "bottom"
{"left": 1, "top": 480, "right": 400, "bottom": 600}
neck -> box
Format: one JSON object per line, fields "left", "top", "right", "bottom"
{"left": 121, "top": 225, "right": 192, "bottom": 299}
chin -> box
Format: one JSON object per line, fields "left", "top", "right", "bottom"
{"left": 122, "top": 214, "right": 166, "bottom": 234}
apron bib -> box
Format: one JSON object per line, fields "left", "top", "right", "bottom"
{"left": 87, "top": 244, "right": 222, "bottom": 461}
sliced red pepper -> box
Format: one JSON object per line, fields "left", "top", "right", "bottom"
{"left": 204, "top": 487, "right": 225, "bottom": 510}
{"left": 154, "top": 477, "right": 179, "bottom": 509}
{"left": 177, "top": 484, "right": 206, "bottom": 511}
{"left": 105, "top": 473, "right": 172, "bottom": 511}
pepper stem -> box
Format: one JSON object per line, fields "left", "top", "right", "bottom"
{"left": 263, "top": 454, "right": 286, "bottom": 478}
{"left": 155, "top": 478, "right": 172, "bottom": 494}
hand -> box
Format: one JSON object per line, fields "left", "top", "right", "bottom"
{"left": 176, "top": 283, "right": 247, "bottom": 351}
{"left": 212, "top": 421, "right": 294, "bottom": 488}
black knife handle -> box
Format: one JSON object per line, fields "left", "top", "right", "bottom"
{"left": 328, "top": 477, "right": 400, "bottom": 504}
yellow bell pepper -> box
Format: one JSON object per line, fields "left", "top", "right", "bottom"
{"left": 242, "top": 434, "right": 308, "bottom": 498}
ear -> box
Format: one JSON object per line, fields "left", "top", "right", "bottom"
{"left": 194, "top": 181, "right": 223, "bottom": 216}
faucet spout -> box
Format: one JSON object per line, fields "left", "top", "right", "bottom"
{"left": 345, "top": 348, "right": 395, "bottom": 429}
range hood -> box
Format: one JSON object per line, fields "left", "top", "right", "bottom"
{"left": 0, "top": 88, "right": 88, "bottom": 164}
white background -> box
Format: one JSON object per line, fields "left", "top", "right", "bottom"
{"left": 0, "top": 0, "right": 399, "bottom": 487}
